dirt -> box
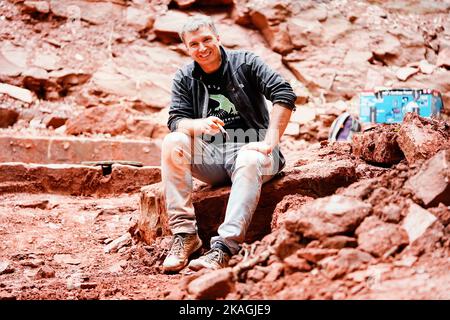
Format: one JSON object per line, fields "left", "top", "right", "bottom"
{"left": 1, "top": 151, "right": 448, "bottom": 300}
{"left": 228, "top": 248, "right": 449, "bottom": 300}
{"left": 0, "top": 192, "right": 179, "bottom": 300}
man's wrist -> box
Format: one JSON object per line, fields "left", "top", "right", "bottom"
{"left": 177, "top": 119, "right": 196, "bottom": 136}
{"left": 262, "top": 140, "right": 275, "bottom": 152}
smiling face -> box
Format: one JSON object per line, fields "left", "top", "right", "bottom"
{"left": 183, "top": 26, "right": 222, "bottom": 74}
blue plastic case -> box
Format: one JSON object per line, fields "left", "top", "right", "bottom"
{"left": 359, "top": 89, "right": 443, "bottom": 123}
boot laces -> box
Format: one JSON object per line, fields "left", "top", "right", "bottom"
{"left": 206, "top": 248, "right": 226, "bottom": 264}
{"left": 170, "top": 234, "right": 185, "bottom": 256}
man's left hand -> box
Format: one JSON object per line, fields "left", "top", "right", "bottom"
{"left": 240, "top": 141, "right": 272, "bottom": 155}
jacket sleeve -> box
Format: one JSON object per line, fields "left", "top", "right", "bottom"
{"left": 247, "top": 52, "right": 297, "bottom": 110}
{"left": 167, "top": 69, "right": 194, "bottom": 132}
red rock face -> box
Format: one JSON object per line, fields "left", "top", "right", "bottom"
{"left": 284, "top": 195, "right": 372, "bottom": 239}
{"left": 271, "top": 194, "right": 314, "bottom": 230}
{"left": 0, "top": 162, "right": 161, "bottom": 196}
{"left": 405, "top": 149, "right": 450, "bottom": 207}
{"left": 65, "top": 105, "right": 130, "bottom": 136}
{"left": 352, "top": 124, "right": 404, "bottom": 165}
{"left": 319, "top": 248, "right": 374, "bottom": 280}
{"left": 173, "top": 0, "right": 233, "bottom": 8}
{"left": 1, "top": 0, "right": 449, "bottom": 143}
{"left": 43, "top": 115, "right": 68, "bottom": 129}
{"left": 355, "top": 216, "right": 409, "bottom": 258}
{"left": 187, "top": 268, "right": 234, "bottom": 300}
{"left": 397, "top": 113, "right": 450, "bottom": 164}
{"left": 352, "top": 113, "right": 450, "bottom": 167}
{"left": 0, "top": 135, "right": 161, "bottom": 166}
{"left": 0, "top": 108, "right": 19, "bottom": 128}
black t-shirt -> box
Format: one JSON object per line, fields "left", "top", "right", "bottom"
{"left": 201, "top": 65, "right": 247, "bottom": 131}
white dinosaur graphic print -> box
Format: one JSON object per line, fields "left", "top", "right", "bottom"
{"left": 210, "top": 94, "right": 238, "bottom": 115}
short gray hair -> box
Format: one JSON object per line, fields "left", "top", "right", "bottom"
{"left": 179, "top": 15, "right": 218, "bottom": 43}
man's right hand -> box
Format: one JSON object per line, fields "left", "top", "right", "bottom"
{"left": 179, "top": 116, "right": 225, "bottom": 136}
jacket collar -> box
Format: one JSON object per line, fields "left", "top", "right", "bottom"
{"left": 192, "top": 46, "right": 229, "bottom": 81}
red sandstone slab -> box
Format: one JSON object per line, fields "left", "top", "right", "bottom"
{"left": 0, "top": 136, "right": 161, "bottom": 166}
{"left": 136, "top": 159, "right": 358, "bottom": 246}
{"left": 405, "top": 149, "right": 450, "bottom": 207}
{"left": 0, "top": 162, "right": 161, "bottom": 196}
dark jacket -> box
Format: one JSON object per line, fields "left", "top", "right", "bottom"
{"left": 167, "top": 46, "right": 297, "bottom": 171}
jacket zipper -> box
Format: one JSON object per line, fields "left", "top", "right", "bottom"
{"left": 201, "top": 81, "right": 209, "bottom": 118}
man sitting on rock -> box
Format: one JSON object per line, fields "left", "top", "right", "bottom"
{"left": 162, "top": 15, "right": 296, "bottom": 273}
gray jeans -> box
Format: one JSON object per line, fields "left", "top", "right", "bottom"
{"left": 161, "top": 132, "right": 278, "bottom": 255}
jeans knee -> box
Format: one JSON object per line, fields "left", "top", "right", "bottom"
{"left": 234, "top": 150, "right": 267, "bottom": 171}
{"left": 162, "top": 132, "right": 191, "bottom": 160}
{"left": 163, "top": 132, "right": 190, "bottom": 150}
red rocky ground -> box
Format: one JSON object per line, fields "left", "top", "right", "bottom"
{"left": 0, "top": 193, "right": 178, "bottom": 299}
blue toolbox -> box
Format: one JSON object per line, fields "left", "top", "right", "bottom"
{"left": 359, "top": 89, "right": 443, "bottom": 124}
